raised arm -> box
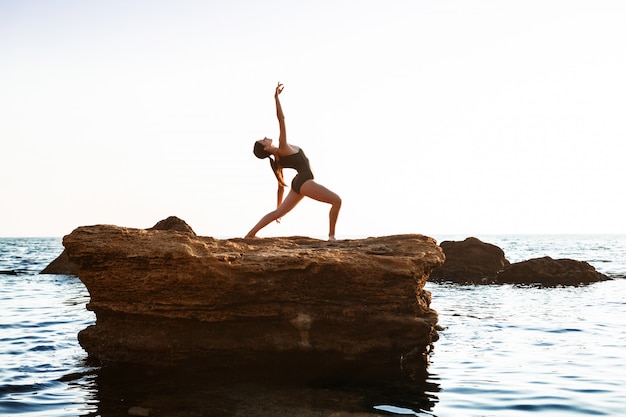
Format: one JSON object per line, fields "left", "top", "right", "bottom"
{"left": 275, "top": 82, "right": 288, "bottom": 151}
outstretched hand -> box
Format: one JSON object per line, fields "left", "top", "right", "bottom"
{"left": 275, "top": 82, "right": 284, "bottom": 98}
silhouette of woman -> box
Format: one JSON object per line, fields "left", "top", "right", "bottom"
{"left": 246, "top": 83, "right": 341, "bottom": 240}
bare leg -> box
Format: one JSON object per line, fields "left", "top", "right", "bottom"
{"left": 299, "top": 180, "right": 342, "bottom": 240}
{"left": 245, "top": 190, "right": 304, "bottom": 238}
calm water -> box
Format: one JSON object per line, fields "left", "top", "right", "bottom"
{"left": 1, "top": 235, "right": 626, "bottom": 416}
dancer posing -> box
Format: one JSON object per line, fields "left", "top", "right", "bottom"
{"left": 246, "top": 83, "right": 341, "bottom": 240}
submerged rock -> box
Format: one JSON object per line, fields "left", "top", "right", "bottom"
{"left": 496, "top": 256, "right": 610, "bottom": 286}
{"left": 63, "top": 224, "right": 444, "bottom": 378}
{"left": 430, "top": 237, "right": 510, "bottom": 284}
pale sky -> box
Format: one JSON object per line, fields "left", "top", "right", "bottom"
{"left": 2, "top": 0, "right": 625, "bottom": 238}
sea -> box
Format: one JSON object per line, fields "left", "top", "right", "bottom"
{"left": 1, "top": 234, "right": 626, "bottom": 417}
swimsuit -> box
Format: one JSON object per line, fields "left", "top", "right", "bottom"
{"left": 278, "top": 148, "right": 314, "bottom": 194}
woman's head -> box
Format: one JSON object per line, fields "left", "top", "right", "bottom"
{"left": 253, "top": 138, "right": 273, "bottom": 159}
{"left": 253, "top": 141, "right": 270, "bottom": 159}
{"left": 253, "top": 138, "right": 285, "bottom": 187}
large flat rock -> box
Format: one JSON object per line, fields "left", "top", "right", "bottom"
{"left": 63, "top": 225, "right": 444, "bottom": 376}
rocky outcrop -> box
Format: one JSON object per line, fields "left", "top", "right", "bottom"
{"left": 430, "top": 237, "right": 510, "bottom": 284}
{"left": 63, "top": 224, "right": 444, "bottom": 377}
{"left": 430, "top": 237, "right": 609, "bottom": 286}
{"left": 146, "top": 215, "right": 196, "bottom": 235}
{"left": 41, "top": 216, "right": 195, "bottom": 276}
{"left": 497, "top": 256, "right": 610, "bottom": 286}
{"left": 40, "top": 249, "right": 79, "bottom": 275}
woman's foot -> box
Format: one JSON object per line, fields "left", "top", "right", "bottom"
{"left": 328, "top": 235, "right": 337, "bottom": 241}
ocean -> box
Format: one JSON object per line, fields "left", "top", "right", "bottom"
{"left": 1, "top": 234, "right": 626, "bottom": 416}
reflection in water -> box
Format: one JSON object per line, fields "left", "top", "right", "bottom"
{"left": 83, "top": 357, "right": 440, "bottom": 417}
{"left": 1, "top": 238, "right": 440, "bottom": 416}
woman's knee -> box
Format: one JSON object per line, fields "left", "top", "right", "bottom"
{"left": 330, "top": 194, "right": 342, "bottom": 208}
{"left": 262, "top": 209, "right": 280, "bottom": 221}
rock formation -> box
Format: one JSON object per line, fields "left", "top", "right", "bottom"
{"left": 496, "top": 256, "right": 610, "bottom": 286}
{"left": 430, "top": 237, "right": 510, "bottom": 284}
{"left": 430, "top": 237, "right": 610, "bottom": 286}
{"left": 62, "top": 224, "right": 444, "bottom": 377}
{"left": 40, "top": 216, "right": 195, "bottom": 276}
{"left": 146, "top": 215, "right": 196, "bottom": 235}
{"left": 40, "top": 249, "right": 79, "bottom": 275}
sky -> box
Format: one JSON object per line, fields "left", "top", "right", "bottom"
{"left": 1, "top": 0, "right": 625, "bottom": 239}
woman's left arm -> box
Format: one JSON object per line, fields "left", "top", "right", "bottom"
{"left": 275, "top": 83, "right": 288, "bottom": 151}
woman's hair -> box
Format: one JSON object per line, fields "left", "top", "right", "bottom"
{"left": 253, "top": 141, "right": 286, "bottom": 187}
{"left": 253, "top": 141, "right": 271, "bottom": 159}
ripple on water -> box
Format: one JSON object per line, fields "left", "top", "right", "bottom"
{"left": 426, "top": 280, "right": 626, "bottom": 416}
{"left": 3, "top": 237, "right": 626, "bottom": 416}
{"left": 0, "top": 270, "right": 96, "bottom": 417}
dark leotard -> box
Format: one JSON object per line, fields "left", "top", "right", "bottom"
{"left": 278, "top": 148, "right": 314, "bottom": 194}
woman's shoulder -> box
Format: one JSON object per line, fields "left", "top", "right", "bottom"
{"left": 278, "top": 144, "right": 300, "bottom": 157}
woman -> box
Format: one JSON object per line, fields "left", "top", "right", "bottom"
{"left": 246, "top": 82, "right": 342, "bottom": 240}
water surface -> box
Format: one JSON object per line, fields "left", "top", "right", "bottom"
{"left": 2, "top": 235, "right": 626, "bottom": 416}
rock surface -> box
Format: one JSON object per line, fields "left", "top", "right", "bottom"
{"left": 496, "top": 256, "right": 610, "bottom": 286}
{"left": 40, "top": 249, "right": 79, "bottom": 275}
{"left": 430, "top": 237, "right": 609, "bottom": 286}
{"left": 146, "top": 215, "right": 196, "bottom": 235}
{"left": 430, "top": 237, "right": 510, "bottom": 284}
{"left": 41, "top": 216, "right": 195, "bottom": 275}
{"left": 63, "top": 224, "right": 444, "bottom": 376}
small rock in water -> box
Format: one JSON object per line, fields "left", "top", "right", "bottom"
{"left": 128, "top": 406, "right": 152, "bottom": 416}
